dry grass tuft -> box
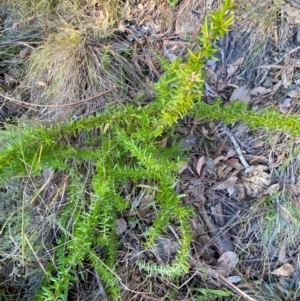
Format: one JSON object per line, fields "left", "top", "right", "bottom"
{"left": 2, "top": 0, "right": 147, "bottom": 120}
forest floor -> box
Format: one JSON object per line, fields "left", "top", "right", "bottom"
{"left": 1, "top": 0, "right": 300, "bottom": 300}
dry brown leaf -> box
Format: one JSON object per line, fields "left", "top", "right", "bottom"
{"left": 37, "top": 81, "right": 47, "bottom": 87}
{"left": 214, "top": 156, "right": 226, "bottom": 165}
{"left": 19, "top": 47, "right": 31, "bottom": 59}
{"left": 265, "top": 183, "right": 280, "bottom": 195}
{"left": 279, "top": 98, "right": 292, "bottom": 113}
{"left": 226, "top": 149, "right": 236, "bottom": 158}
{"left": 226, "top": 158, "right": 243, "bottom": 171}
{"left": 287, "top": 90, "right": 300, "bottom": 98}
{"left": 271, "top": 263, "right": 294, "bottom": 277}
{"left": 250, "top": 86, "right": 272, "bottom": 96}
{"left": 196, "top": 155, "right": 206, "bottom": 176}
{"left": 214, "top": 176, "right": 238, "bottom": 190}
{"left": 217, "top": 79, "right": 229, "bottom": 92}
{"left": 230, "top": 85, "right": 251, "bottom": 102}
{"left": 4, "top": 73, "right": 15, "bottom": 84}
{"left": 217, "top": 164, "right": 227, "bottom": 178}
{"left": 247, "top": 165, "right": 269, "bottom": 172}
{"left": 232, "top": 57, "right": 244, "bottom": 66}
{"left": 272, "top": 80, "right": 282, "bottom": 92}
{"left": 215, "top": 137, "right": 228, "bottom": 158}
{"left": 176, "top": 127, "right": 189, "bottom": 135}
{"left": 205, "top": 83, "right": 219, "bottom": 97}
{"left": 202, "top": 127, "right": 217, "bottom": 140}
{"left": 243, "top": 155, "right": 268, "bottom": 164}
{"left": 179, "top": 161, "right": 188, "bottom": 174}
{"left": 217, "top": 251, "right": 239, "bottom": 276}
{"left": 278, "top": 243, "right": 289, "bottom": 265}
{"left": 226, "top": 64, "right": 239, "bottom": 81}
{"left": 207, "top": 68, "right": 218, "bottom": 84}
{"left": 116, "top": 218, "right": 127, "bottom": 235}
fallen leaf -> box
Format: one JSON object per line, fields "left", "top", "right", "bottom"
{"left": 217, "top": 79, "right": 229, "bottom": 91}
{"left": 226, "top": 186, "right": 235, "bottom": 196}
{"left": 226, "top": 64, "right": 239, "bottom": 81}
{"left": 176, "top": 127, "right": 190, "bottom": 135}
{"left": 116, "top": 218, "right": 127, "bottom": 235}
{"left": 202, "top": 127, "right": 217, "bottom": 140}
{"left": 226, "top": 149, "right": 236, "bottom": 158}
{"left": 226, "top": 158, "right": 243, "bottom": 171}
{"left": 265, "top": 183, "right": 280, "bottom": 195}
{"left": 19, "top": 47, "right": 31, "bottom": 59}
{"left": 215, "top": 137, "right": 228, "bottom": 158}
{"left": 272, "top": 80, "right": 282, "bottom": 92}
{"left": 214, "top": 176, "right": 238, "bottom": 190}
{"left": 246, "top": 165, "right": 269, "bottom": 172}
{"left": 232, "top": 57, "right": 244, "bottom": 66}
{"left": 214, "top": 155, "right": 226, "bottom": 164}
{"left": 243, "top": 155, "right": 268, "bottom": 164}
{"left": 196, "top": 155, "right": 206, "bottom": 176}
{"left": 250, "top": 86, "right": 272, "bottom": 96}
{"left": 230, "top": 85, "right": 251, "bottom": 102}
{"left": 217, "top": 251, "right": 239, "bottom": 276}
{"left": 179, "top": 161, "right": 188, "bottom": 174}
{"left": 217, "top": 164, "right": 227, "bottom": 178}
{"left": 207, "top": 68, "right": 218, "bottom": 84}
{"left": 271, "top": 263, "right": 294, "bottom": 277}
{"left": 118, "top": 21, "right": 127, "bottom": 32}
{"left": 287, "top": 90, "right": 300, "bottom": 98}
{"left": 279, "top": 98, "right": 292, "bottom": 113}
{"left": 205, "top": 83, "right": 219, "bottom": 97}
{"left": 37, "top": 81, "right": 47, "bottom": 87}
{"left": 4, "top": 73, "right": 15, "bottom": 84}
{"left": 278, "top": 243, "right": 289, "bottom": 265}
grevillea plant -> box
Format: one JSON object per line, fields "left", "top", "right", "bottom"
{"left": 2, "top": 0, "right": 300, "bottom": 299}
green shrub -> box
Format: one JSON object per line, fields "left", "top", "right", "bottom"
{"left": 3, "top": 0, "right": 300, "bottom": 299}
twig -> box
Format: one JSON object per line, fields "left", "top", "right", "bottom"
{"left": 207, "top": 268, "right": 258, "bottom": 301}
{"left": 222, "top": 125, "right": 249, "bottom": 169}
{"left": 0, "top": 87, "right": 116, "bottom": 108}
{"left": 197, "top": 205, "right": 240, "bottom": 254}
{"left": 95, "top": 271, "right": 108, "bottom": 301}
{"left": 275, "top": 44, "right": 300, "bottom": 65}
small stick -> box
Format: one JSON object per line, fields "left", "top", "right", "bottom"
{"left": 0, "top": 87, "right": 116, "bottom": 108}
{"left": 208, "top": 268, "right": 258, "bottom": 301}
{"left": 222, "top": 125, "right": 249, "bottom": 169}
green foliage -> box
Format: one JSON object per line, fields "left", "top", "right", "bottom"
{"left": 191, "top": 288, "right": 232, "bottom": 300}
{"left": 166, "top": 0, "right": 179, "bottom": 7}
{"left": 6, "top": 0, "right": 300, "bottom": 299}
